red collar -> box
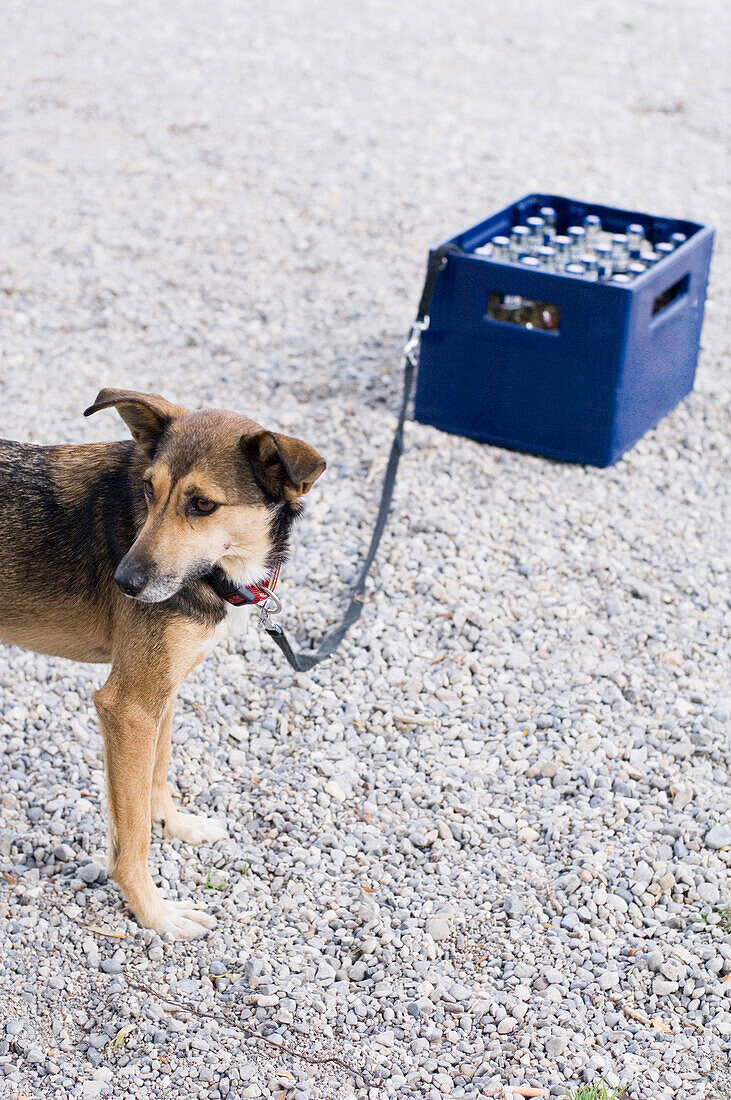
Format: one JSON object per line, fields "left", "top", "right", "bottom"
{"left": 206, "top": 562, "right": 281, "bottom": 607}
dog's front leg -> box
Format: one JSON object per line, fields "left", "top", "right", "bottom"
{"left": 151, "top": 699, "right": 227, "bottom": 844}
{"left": 94, "top": 677, "right": 216, "bottom": 940}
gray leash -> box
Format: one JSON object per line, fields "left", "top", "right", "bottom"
{"left": 261, "top": 243, "right": 461, "bottom": 672}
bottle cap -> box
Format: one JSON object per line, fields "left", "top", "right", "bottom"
{"left": 565, "top": 263, "right": 586, "bottom": 276}
{"left": 610, "top": 273, "right": 632, "bottom": 283}
{"left": 567, "top": 226, "right": 586, "bottom": 239}
{"left": 492, "top": 236, "right": 511, "bottom": 249}
{"left": 670, "top": 232, "right": 687, "bottom": 247}
{"left": 656, "top": 242, "right": 675, "bottom": 256}
{"left": 520, "top": 255, "right": 541, "bottom": 267}
{"left": 539, "top": 206, "right": 557, "bottom": 224}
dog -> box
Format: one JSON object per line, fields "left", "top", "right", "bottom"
{"left": 0, "top": 389, "right": 325, "bottom": 939}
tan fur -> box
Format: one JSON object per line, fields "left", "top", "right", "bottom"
{"left": 0, "top": 390, "right": 325, "bottom": 939}
{"left": 131, "top": 468, "right": 274, "bottom": 596}
{"left": 93, "top": 614, "right": 219, "bottom": 938}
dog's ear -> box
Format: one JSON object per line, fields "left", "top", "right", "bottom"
{"left": 83, "top": 389, "right": 186, "bottom": 452}
{"left": 243, "top": 430, "right": 326, "bottom": 501}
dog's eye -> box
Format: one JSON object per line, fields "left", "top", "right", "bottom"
{"left": 143, "top": 480, "right": 154, "bottom": 503}
{"left": 188, "top": 498, "right": 220, "bottom": 517}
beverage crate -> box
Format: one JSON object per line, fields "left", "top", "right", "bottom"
{"left": 414, "top": 193, "right": 714, "bottom": 466}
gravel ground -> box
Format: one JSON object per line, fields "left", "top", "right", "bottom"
{"left": 1, "top": 1, "right": 730, "bottom": 1098}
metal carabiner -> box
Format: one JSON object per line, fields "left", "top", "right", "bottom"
{"left": 256, "top": 585, "right": 282, "bottom": 629}
{"left": 403, "top": 316, "right": 430, "bottom": 367}
{"left": 258, "top": 586, "right": 282, "bottom": 615}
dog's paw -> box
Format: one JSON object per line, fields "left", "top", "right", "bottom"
{"left": 162, "top": 812, "right": 227, "bottom": 845}
{"left": 117, "top": 875, "right": 217, "bottom": 940}
{"left": 158, "top": 901, "right": 217, "bottom": 941}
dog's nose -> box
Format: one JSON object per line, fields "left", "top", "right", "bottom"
{"left": 114, "top": 560, "right": 148, "bottom": 598}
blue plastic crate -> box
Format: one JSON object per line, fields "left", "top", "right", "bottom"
{"left": 414, "top": 193, "right": 714, "bottom": 466}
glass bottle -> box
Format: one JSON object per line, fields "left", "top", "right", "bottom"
{"left": 626, "top": 224, "right": 645, "bottom": 252}
{"left": 583, "top": 214, "right": 602, "bottom": 243}
{"left": 580, "top": 255, "right": 599, "bottom": 280}
{"left": 491, "top": 235, "right": 511, "bottom": 262}
{"left": 594, "top": 243, "right": 614, "bottom": 280}
{"left": 526, "top": 216, "right": 546, "bottom": 243}
{"left": 510, "top": 226, "right": 532, "bottom": 260}
{"left": 539, "top": 207, "right": 557, "bottom": 243}
{"left": 567, "top": 226, "right": 587, "bottom": 259}
{"left": 565, "top": 262, "right": 586, "bottom": 278}
{"left": 536, "top": 245, "right": 557, "bottom": 271}
{"left": 497, "top": 294, "right": 525, "bottom": 325}
{"left": 539, "top": 304, "right": 561, "bottom": 331}
{"left": 611, "top": 234, "right": 629, "bottom": 272}
{"left": 553, "top": 235, "right": 572, "bottom": 269}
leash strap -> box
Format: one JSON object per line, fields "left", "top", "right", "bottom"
{"left": 264, "top": 242, "right": 462, "bottom": 672}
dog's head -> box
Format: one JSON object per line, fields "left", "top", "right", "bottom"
{"left": 84, "top": 388, "right": 326, "bottom": 603}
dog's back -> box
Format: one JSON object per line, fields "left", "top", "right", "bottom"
{"left": 0, "top": 439, "right": 139, "bottom": 661}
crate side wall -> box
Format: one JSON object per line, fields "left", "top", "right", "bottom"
{"left": 609, "top": 227, "right": 715, "bottom": 461}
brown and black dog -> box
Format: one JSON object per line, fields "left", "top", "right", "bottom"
{"left": 0, "top": 389, "right": 325, "bottom": 938}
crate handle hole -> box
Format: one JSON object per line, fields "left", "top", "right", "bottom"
{"left": 487, "top": 292, "right": 561, "bottom": 333}
{"left": 652, "top": 273, "right": 689, "bottom": 317}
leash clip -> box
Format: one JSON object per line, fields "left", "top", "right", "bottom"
{"left": 256, "top": 585, "right": 282, "bottom": 629}
{"left": 403, "top": 316, "right": 429, "bottom": 367}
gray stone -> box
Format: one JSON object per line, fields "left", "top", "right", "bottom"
{"left": 99, "top": 959, "right": 123, "bottom": 975}
{"left": 653, "top": 978, "right": 679, "bottom": 997}
{"left": 697, "top": 881, "right": 721, "bottom": 904}
{"left": 504, "top": 897, "right": 525, "bottom": 918}
{"left": 78, "top": 861, "right": 105, "bottom": 884}
{"left": 546, "top": 1035, "right": 568, "bottom": 1057}
{"left": 425, "top": 917, "right": 450, "bottom": 942}
{"left": 704, "top": 825, "right": 731, "bottom": 850}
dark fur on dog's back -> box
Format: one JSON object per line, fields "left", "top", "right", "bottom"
{"left": 0, "top": 439, "right": 138, "bottom": 602}
{"left": 0, "top": 440, "right": 139, "bottom": 660}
